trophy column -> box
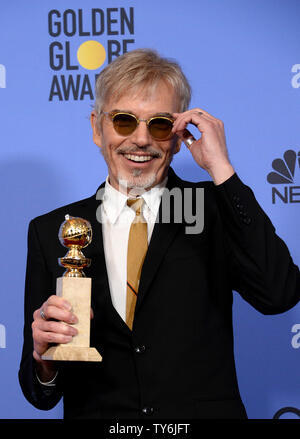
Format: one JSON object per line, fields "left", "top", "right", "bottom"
{"left": 42, "top": 215, "right": 102, "bottom": 362}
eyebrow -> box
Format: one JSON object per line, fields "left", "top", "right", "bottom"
{"left": 111, "top": 109, "right": 174, "bottom": 119}
{"left": 153, "top": 112, "right": 174, "bottom": 118}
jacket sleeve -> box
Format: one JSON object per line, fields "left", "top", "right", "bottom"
{"left": 18, "top": 219, "right": 63, "bottom": 410}
{"left": 214, "top": 173, "right": 300, "bottom": 315}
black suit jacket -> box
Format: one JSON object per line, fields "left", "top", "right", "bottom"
{"left": 18, "top": 168, "right": 300, "bottom": 419}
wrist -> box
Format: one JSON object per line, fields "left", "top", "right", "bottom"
{"left": 36, "top": 369, "right": 58, "bottom": 386}
{"left": 35, "top": 362, "right": 58, "bottom": 383}
{"left": 33, "top": 351, "right": 57, "bottom": 383}
{"left": 208, "top": 163, "right": 235, "bottom": 185}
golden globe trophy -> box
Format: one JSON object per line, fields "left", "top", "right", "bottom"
{"left": 42, "top": 215, "right": 102, "bottom": 362}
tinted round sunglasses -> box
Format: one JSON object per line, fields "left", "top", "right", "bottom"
{"left": 102, "top": 111, "right": 175, "bottom": 141}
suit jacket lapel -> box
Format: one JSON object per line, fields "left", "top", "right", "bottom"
{"left": 86, "top": 184, "right": 132, "bottom": 335}
{"left": 135, "top": 169, "right": 184, "bottom": 315}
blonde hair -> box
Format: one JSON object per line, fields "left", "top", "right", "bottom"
{"left": 94, "top": 49, "right": 191, "bottom": 117}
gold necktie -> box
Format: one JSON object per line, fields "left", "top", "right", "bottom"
{"left": 126, "top": 198, "right": 148, "bottom": 330}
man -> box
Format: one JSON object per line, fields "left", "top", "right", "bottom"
{"left": 19, "top": 49, "right": 300, "bottom": 419}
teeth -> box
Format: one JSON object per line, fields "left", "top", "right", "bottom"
{"left": 124, "top": 154, "right": 153, "bottom": 162}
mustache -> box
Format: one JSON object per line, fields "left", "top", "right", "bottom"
{"left": 116, "top": 145, "right": 162, "bottom": 158}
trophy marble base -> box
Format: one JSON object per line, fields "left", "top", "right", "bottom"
{"left": 41, "top": 276, "right": 102, "bottom": 362}
{"left": 41, "top": 346, "right": 102, "bottom": 362}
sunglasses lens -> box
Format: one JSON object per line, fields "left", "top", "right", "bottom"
{"left": 112, "top": 113, "right": 137, "bottom": 136}
{"left": 111, "top": 113, "right": 174, "bottom": 139}
{"left": 149, "top": 117, "right": 173, "bottom": 140}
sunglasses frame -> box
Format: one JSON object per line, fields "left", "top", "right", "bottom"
{"left": 101, "top": 111, "right": 175, "bottom": 141}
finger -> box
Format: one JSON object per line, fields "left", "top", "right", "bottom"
{"left": 172, "top": 106, "right": 221, "bottom": 132}
{"left": 34, "top": 327, "right": 74, "bottom": 345}
{"left": 36, "top": 304, "right": 77, "bottom": 325}
{"left": 42, "top": 304, "right": 78, "bottom": 324}
{"left": 176, "top": 129, "right": 197, "bottom": 149}
{"left": 33, "top": 349, "right": 43, "bottom": 362}
{"left": 32, "top": 319, "right": 77, "bottom": 347}
{"left": 90, "top": 308, "right": 94, "bottom": 320}
{"left": 36, "top": 295, "right": 72, "bottom": 321}
{"left": 45, "top": 295, "right": 72, "bottom": 311}
{"left": 41, "top": 296, "right": 76, "bottom": 323}
{"left": 173, "top": 108, "right": 215, "bottom": 121}
{"left": 40, "top": 308, "right": 47, "bottom": 321}
{"left": 172, "top": 111, "right": 209, "bottom": 133}
{"left": 38, "top": 320, "right": 78, "bottom": 337}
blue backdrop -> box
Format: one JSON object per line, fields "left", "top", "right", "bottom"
{"left": 1, "top": 0, "right": 300, "bottom": 419}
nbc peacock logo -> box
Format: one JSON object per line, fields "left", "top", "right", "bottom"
{"left": 267, "top": 150, "right": 300, "bottom": 204}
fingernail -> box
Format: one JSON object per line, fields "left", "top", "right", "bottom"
{"left": 70, "top": 327, "right": 78, "bottom": 336}
{"left": 70, "top": 314, "right": 78, "bottom": 324}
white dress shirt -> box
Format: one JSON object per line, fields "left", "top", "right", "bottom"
{"left": 100, "top": 177, "right": 167, "bottom": 321}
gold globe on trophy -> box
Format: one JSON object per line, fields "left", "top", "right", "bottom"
{"left": 58, "top": 214, "right": 92, "bottom": 278}
{"left": 42, "top": 215, "right": 102, "bottom": 362}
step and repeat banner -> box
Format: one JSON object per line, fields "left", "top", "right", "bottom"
{"left": 1, "top": 0, "right": 300, "bottom": 419}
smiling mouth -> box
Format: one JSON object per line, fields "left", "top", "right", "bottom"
{"left": 123, "top": 153, "right": 156, "bottom": 163}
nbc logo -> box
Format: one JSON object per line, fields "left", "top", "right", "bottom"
{"left": 267, "top": 150, "right": 300, "bottom": 204}
{"left": 0, "top": 64, "right": 6, "bottom": 88}
{"left": 0, "top": 324, "right": 6, "bottom": 348}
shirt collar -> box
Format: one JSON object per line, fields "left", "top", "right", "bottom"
{"left": 142, "top": 177, "right": 167, "bottom": 217}
{"left": 102, "top": 176, "right": 168, "bottom": 224}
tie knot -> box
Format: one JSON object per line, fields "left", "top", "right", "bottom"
{"left": 127, "top": 197, "right": 144, "bottom": 215}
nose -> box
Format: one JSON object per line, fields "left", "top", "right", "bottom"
{"left": 131, "top": 120, "right": 151, "bottom": 147}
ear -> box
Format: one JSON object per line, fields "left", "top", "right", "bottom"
{"left": 173, "top": 136, "right": 182, "bottom": 154}
{"left": 90, "top": 111, "right": 103, "bottom": 148}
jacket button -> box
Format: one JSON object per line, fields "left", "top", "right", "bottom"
{"left": 243, "top": 217, "right": 251, "bottom": 225}
{"left": 142, "top": 407, "right": 154, "bottom": 415}
{"left": 134, "top": 345, "right": 146, "bottom": 353}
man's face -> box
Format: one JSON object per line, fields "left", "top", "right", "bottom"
{"left": 91, "top": 81, "right": 181, "bottom": 194}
